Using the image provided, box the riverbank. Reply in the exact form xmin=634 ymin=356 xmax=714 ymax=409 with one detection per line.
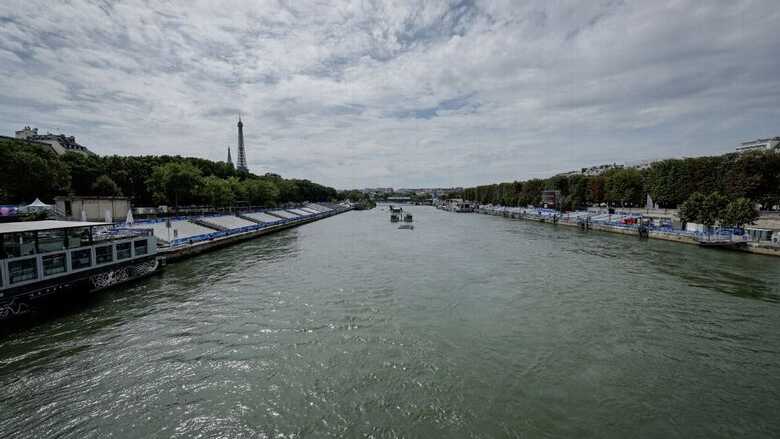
xmin=469 ymin=205 xmax=780 ymax=257
xmin=160 ymin=205 xmax=351 ymax=262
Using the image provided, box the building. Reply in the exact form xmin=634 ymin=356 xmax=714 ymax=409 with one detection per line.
xmin=15 ymin=126 xmax=94 ymax=156
xmin=54 ymin=196 xmax=130 ymax=222
xmin=236 ymin=116 xmax=248 ymax=172
xmin=736 ymin=137 xmax=780 ymax=153
xmin=227 ymin=146 xmax=234 ymax=168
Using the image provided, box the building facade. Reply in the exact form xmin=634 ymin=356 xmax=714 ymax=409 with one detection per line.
xmin=736 ymin=137 xmax=780 ymax=153
xmin=54 ymin=196 xmax=130 ymax=222
xmin=15 ymin=126 xmax=94 ymax=156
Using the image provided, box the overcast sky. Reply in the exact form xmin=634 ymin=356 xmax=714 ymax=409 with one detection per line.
xmin=1 ymin=1 xmax=778 ymax=189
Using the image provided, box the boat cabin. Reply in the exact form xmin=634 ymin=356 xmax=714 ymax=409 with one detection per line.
xmin=0 ymin=221 xmax=155 ymax=291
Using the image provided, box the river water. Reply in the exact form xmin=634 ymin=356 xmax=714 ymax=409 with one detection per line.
xmin=2 ymin=206 xmax=780 ymax=438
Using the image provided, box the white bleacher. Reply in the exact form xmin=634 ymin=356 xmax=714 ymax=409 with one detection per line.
xmin=288 ymin=209 xmax=311 ymax=216
xmin=200 ymin=215 xmax=257 ymax=230
xmin=300 ymin=207 xmax=319 ymax=214
xmin=306 ymin=203 xmax=331 ymax=212
xmin=243 ymin=212 xmax=285 ymax=224
xmin=268 ymin=210 xmax=299 ymax=219
xmin=129 ymin=220 xmax=216 ymax=243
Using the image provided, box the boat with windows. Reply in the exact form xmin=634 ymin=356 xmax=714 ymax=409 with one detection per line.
xmin=0 ymin=220 xmax=160 ymax=321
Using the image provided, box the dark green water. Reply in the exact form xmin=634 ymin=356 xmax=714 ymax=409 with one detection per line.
xmin=2 ymin=206 xmax=780 ymax=438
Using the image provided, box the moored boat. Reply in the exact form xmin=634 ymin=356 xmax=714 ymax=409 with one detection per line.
xmin=0 ymin=220 xmax=160 ymax=321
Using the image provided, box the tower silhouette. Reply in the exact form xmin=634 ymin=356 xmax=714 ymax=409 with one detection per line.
xmin=236 ymin=114 xmax=248 ymax=172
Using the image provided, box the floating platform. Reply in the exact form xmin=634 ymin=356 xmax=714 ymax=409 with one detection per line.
xmin=697 ymin=240 xmax=748 ymax=249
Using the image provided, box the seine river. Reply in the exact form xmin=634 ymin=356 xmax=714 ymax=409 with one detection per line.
xmin=2 ymin=206 xmax=780 ymax=438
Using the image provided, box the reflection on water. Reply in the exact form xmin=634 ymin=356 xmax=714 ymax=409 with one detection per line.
xmin=1 ymin=207 xmax=780 ymax=438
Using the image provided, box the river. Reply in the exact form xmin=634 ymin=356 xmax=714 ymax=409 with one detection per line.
xmin=1 ymin=206 xmax=779 ymax=438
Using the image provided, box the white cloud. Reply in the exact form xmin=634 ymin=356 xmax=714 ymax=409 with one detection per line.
xmin=1 ymin=0 xmax=778 ymax=188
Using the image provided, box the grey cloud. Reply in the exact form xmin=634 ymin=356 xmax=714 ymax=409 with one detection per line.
xmin=0 ymin=0 xmax=778 ymax=188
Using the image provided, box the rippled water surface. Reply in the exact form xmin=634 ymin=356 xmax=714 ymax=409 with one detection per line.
xmin=2 ymin=207 xmax=780 ymax=438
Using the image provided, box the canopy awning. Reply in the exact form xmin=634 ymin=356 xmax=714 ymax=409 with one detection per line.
xmin=26 ymin=198 xmax=52 ymax=208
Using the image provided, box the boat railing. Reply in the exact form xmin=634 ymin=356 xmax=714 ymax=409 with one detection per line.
xmin=0 ymin=234 xmax=155 ymax=291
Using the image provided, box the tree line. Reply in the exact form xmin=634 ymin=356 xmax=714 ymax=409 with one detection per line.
xmin=0 ymin=138 xmax=338 ymax=207
xmin=460 ymin=151 xmax=780 ymax=211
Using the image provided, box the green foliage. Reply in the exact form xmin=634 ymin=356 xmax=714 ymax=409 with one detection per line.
xmin=0 ymin=137 xmax=337 ymax=208
xmin=678 ymin=192 xmax=706 ymax=225
xmin=461 ymin=150 xmax=780 ymax=211
xmin=146 ymin=162 xmax=203 ymax=207
xmin=244 ymin=179 xmax=280 ymax=206
xmin=679 ymin=191 xmax=752 ymax=230
xmin=0 ymin=138 xmax=69 ymax=204
xmin=604 ymin=168 xmax=643 ymax=207
xmin=91 ymin=175 xmax=122 ymax=196
xmin=700 ymin=192 xmax=728 ymax=228
xmin=201 ymin=175 xmax=235 ymax=207
xmin=721 ymin=198 xmax=759 ymax=228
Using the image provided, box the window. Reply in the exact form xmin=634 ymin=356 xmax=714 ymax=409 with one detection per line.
xmin=3 ymin=232 xmax=36 ymax=258
xmin=95 ymin=245 xmax=113 ymax=264
xmin=134 ymin=239 xmax=148 ymax=256
xmin=116 ymin=242 xmax=131 ymax=260
xmin=67 ymin=227 xmax=90 ymax=249
xmin=43 ymin=253 xmax=67 ymax=276
xmin=8 ymin=257 xmax=37 ymax=284
xmin=38 ymin=229 xmax=66 ymax=253
xmin=71 ymin=248 xmax=92 ymax=270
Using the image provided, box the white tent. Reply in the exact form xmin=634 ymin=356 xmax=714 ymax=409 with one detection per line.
xmin=27 ymin=198 xmax=51 ymax=208
xmin=125 ymin=209 xmax=134 ymax=225
xmin=19 ymin=198 xmax=53 ymax=213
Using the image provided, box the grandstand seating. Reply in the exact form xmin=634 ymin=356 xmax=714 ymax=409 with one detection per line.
xmin=199 ymin=215 xmax=257 ymax=230
xmin=243 ymin=212 xmax=285 ymax=224
xmin=129 ymin=220 xmax=217 ymax=244
xmin=306 ymin=203 xmax=331 ymax=212
xmin=268 ymin=210 xmax=299 ymax=219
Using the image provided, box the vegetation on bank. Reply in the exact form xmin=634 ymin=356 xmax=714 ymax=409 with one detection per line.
xmin=338 ymin=190 xmax=377 ymax=210
xmin=679 ymin=193 xmax=759 ymax=229
xmin=0 ymin=138 xmax=337 ymax=207
xmin=459 ymin=151 xmax=780 ymax=211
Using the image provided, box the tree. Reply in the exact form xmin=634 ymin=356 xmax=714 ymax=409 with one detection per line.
xmin=146 ymin=162 xmax=203 ymax=207
xmin=700 ymin=192 xmax=728 ymax=229
xmin=0 ymin=139 xmax=69 ymax=203
xmin=589 ymin=176 xmax=606 ymax=205
xmin=679 ymin=192 xmax=730 ymax=232
xmin=678 ymin=192 xmax=706 ymax=226
xmin=244 ymin=179 xmax=280 ymax=206
xmin=91 ymin=175 xmax=122 ymax=196
xmin=201 ymin=176 xmax=235 ymax=207
xmin=604 ymin=168 xmax=643 ymax=207
xmin=721 ymin=198 xmax=759 ymax=228
xmin=226 ymin=176 xmax=247 ymax=202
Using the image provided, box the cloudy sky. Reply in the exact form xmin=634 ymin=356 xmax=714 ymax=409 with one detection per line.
xmin=0 ymin=1 xmax=778 ymax=188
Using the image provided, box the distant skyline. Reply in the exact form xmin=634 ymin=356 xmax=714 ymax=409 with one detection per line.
xmin=1 ymin=1 xmax=778 ymax=189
